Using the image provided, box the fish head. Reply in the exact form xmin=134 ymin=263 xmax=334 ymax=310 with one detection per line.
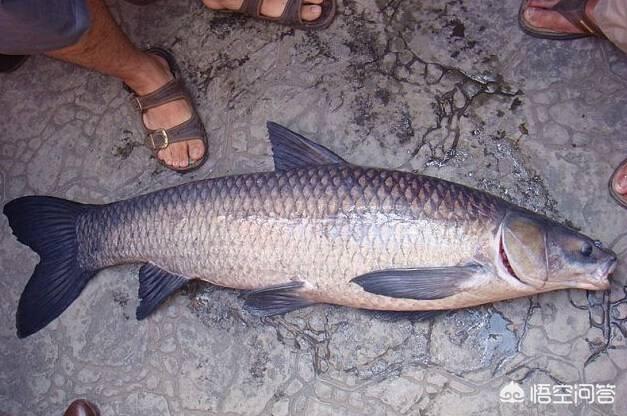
xmin=499 ymin=211 xmax=617 ymax=291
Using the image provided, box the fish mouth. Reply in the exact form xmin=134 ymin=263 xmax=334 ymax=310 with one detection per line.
xmin=572 ymin=279 xmax=610 ymax=291
xmin=566 ymin=258 xmax=615 ymax=291
xmin=604 ymin=257 xmax=618 ymax=276
xmin=583 ymin=256 xmax=617 ymax=290
xmin=595 ymin=257 xmax=617 ymax=288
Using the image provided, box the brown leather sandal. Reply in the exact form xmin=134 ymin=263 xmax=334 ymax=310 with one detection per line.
xmin=232 ymin=0 xmax=336 ymax=30
xmin=519 ymin=0 xmax=607 ymax=40
xmin=127 ymin=47 xmax=208 ymax=173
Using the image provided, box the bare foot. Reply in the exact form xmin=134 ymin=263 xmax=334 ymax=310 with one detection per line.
xmin=523 ymin=0 xmax=600 ymax=34
xmin=613 ymin=162 xmax=627 ymax=196
xmin=125 ymin=53 xmax=205 ymax=170
xmin=202 ymin=0 xmax=324 ymax=21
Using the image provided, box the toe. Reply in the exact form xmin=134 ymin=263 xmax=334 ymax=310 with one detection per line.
xmin=301 ymin=4 xmax=322 ymax=21
xmin=524 ymin=7 xmax=544 ymax=27
xmin=258 ymin=0 xmax=323 ymax=20
xmin=189 ymin=139 xmax=206 ymax=162
xmin=171 ymin=143 xmax=189 ymax=169
xmin=527 ymin=0 xmax=560 ymax=8
xmin=524 ymin=8 xmax=547 ymax=27
xmin=614 ymin=165 xmax=627 ymax=194
xmin=158 ymin=147 xmax=173 ymax=167
xmin=524 ymin=7 xmax=580 ymax=33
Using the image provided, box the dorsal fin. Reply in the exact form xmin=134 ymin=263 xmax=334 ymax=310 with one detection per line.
xmin=267 ymin=122 xmax=347 ymax=171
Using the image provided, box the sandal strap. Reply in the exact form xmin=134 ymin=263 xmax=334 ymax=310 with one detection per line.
xmin=282 ymin=0 xmax=306 ymax=25
xmin=132 ymin=79 xmax=188 ymax=112
xmin=238 ymin=0 xmax=262 ymax=17
xmin=144 ymin=112 xmax=205 ymax=151
xmin=552 ymin=0 xmax=607 ymax=38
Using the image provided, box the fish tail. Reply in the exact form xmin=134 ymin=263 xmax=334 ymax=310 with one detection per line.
xmin=3 ymin=196 xmax=95 ymax=338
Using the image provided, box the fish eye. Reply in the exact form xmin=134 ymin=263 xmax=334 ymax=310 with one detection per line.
xmin=593 ymin=240 xmax=603 ymax=248
xmin=581 ymin=242 xmax=593 ymax=257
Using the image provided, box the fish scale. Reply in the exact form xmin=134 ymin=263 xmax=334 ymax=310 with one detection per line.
xmin=76 ymin=165 xmax=502 ymax=302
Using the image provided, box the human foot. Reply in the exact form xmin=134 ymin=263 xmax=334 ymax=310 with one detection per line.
xmin=124 ymin=50 xmax=206 ymax=171
xmin=610 ymin=158 xmax=627 ymax=209
xmin=202 ymin=0 xmax=336 ymax=29
xmin=64 ymin=399 xmax=99 ymax=416
xmin=519 ymin=0 xmax=606 ymax=39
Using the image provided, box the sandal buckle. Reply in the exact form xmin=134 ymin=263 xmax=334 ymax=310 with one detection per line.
xmin=132 ymin=96 xmax=143 ymax=112
xmin=148 ymin=129 xmax=169 ymax=150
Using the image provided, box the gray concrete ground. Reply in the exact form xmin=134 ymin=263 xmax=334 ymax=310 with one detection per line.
xmin=1 ymin=0 xmax=626 ymax=415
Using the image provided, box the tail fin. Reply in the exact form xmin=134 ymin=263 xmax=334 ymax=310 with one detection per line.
xmin=3 ymin=196 xmax=95 ymax=338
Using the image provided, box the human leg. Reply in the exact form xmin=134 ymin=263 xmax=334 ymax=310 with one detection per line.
xmin=47 ymin=0 xmax=206 ymax=170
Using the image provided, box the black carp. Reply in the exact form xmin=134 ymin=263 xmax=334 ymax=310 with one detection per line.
xmin=4 ymin=122 xmax=617 ymax=338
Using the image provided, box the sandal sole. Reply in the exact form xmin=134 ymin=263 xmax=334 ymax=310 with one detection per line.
xmin=518 ymin=0 xmax=593 ymax=41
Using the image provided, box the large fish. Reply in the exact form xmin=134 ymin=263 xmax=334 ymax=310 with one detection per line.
xmin=4 ymin=123 xmax=618 ymax=338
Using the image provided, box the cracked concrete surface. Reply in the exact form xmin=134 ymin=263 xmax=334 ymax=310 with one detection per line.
xmin=1 ymin=0 xmax=626 ymax=415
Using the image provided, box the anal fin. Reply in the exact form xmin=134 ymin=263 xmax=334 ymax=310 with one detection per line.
xmin=243 ymin=281 xmax=315 ymax=316
xmin=351 ymin=264 xmax=482 ymax=301
xmin=137 ymin=263 xmax=190 ymax=320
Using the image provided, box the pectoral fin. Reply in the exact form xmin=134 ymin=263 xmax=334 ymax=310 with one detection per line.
xmin=243 ymin=281 xmax=316 ymax=316
xmin=351 ymin=264 xmax=482 ymax=300
xmin=137 ymin=263 xmax=189 ymax=320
